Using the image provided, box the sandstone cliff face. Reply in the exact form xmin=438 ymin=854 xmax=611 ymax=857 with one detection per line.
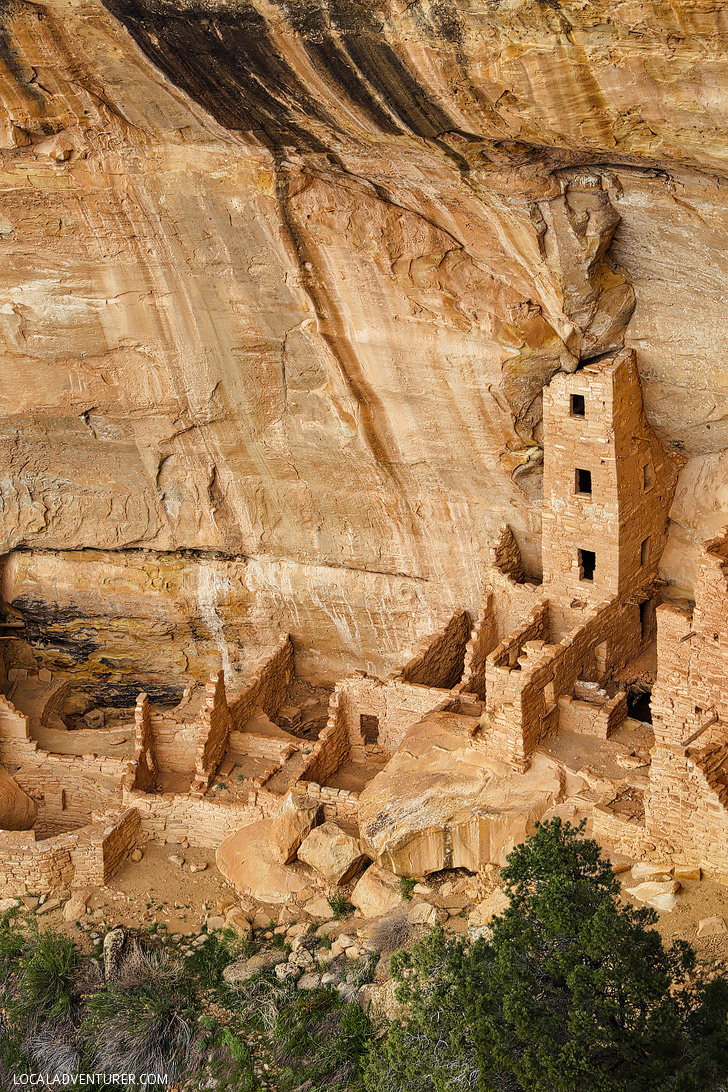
xmin=0 ymin=0 xmax=727 ymax=677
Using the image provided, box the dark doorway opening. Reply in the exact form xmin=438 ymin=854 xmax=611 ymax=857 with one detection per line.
xmin=628 ymin=689 xmax=653 ymax=724
xmin=360 ymin=714 xmax=380 ymax=744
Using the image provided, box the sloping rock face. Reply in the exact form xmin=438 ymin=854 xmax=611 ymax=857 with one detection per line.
xmin=358 ymin=711 xmax=564 ymax=875
xmin=0 ymin=1 xmax=727 ymax=673
xmin=0 ymin=764 xmax=37 ymax=831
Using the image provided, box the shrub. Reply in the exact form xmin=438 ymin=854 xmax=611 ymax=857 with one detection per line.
xmin=370 ymin=910 xmax=412 ymax=953
xmin=327 ymin=892 xmax=354 ymax=918
xmin=397 ymin=877 xmax=417 ymax=900
xmin=274 ymin=987 xmax=374 ymax=1092
xmin=366 ymin=819 xmax=728 ymax=1092
xmin=83 ymin=944 xmax=201 ymax=1083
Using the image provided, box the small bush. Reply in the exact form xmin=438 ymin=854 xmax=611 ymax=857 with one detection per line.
xmin=275 ymin=987 xmax=374 ymax=1092
xmin=83 ymin=945 xmax=201 ymax=1083
xmin=327 ymin=892 xmax=354 ymax=918
xmin=371 ymin=911 xmax=412 ymax=953
xmin=397 ymin=877 xmax=417 ymax=900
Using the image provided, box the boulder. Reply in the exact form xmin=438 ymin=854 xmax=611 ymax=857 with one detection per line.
xmin=298 ymin=822 xmax=366 ymax=885
xmin=102 ymin=928 xmax=127 ymax=983
xmin=406 ymin=901 xmax=439 ymax=926
xmin=216 ymin=819 xmax=313 ymax=904
xmin=358 ymin=980 xmax=399 ymax=1021
xmin=305 ymin=896 xmax=335 ymax=920
xmin=225 ymin=907 xmax=253 ymax=940
xmin=269 ymin=791 xmax=321 ymax=865
xmin=631 ymin=862 xmax=673 ymax=882
xmin=626 ymin=880 xmax=681 ymax=912
xmin=351 ymin=866 xmax=406 ymax=919
xmin=467 ymin=888 xmax=510 ymax=928
xmin=223 ymin=950 xmax=282 ymax=985
xmin=698 ymin=916 xmax=727 ymax=937
xmin=358 ymin=712 xmax=563 ymax=876
xmin=0 ymin=764 xmax=36 ymax=831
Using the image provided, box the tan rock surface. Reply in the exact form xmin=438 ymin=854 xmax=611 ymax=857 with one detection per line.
xmin=216 ymin=819 xmax=312 ymax=905
xmin=297 ymin=822 xmax=366 ymax=886
xmin=351 ymin=866 xmax=407 ymax=919
xmin=0 ymin=0 xmax=726 ymax=674
xmin=358 ymin=711 xmax=564 ymax=876
xmin=269 ymin=791 xmax=321 ymax=866
xmin=0 ymin=763 xmax=37 ymax=831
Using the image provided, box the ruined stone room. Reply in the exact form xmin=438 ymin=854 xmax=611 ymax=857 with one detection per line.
xmin=2 ymin=2 xmax=728 ymax=1090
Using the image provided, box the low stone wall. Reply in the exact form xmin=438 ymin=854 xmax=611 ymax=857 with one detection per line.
xmin=293 ymin=780 xmax=360 ymax=824
xmin=123 ymin=786 xmax=280 ymax=848
xmin=588 ymin=806 xmax=658 ymax=862
xmin=0 ymin=807 xmax=142 ymax=896
xmin=228 ymin=635 xmax=294 ymax=731
xmin=398 ymin=610 xmax=471 ymax=691
xmin=558 ymin=689 xmax=627 ymax=740
xmin=12 ymin=749 xmax=126 ymax=835
xmin=296 ymin=688 xmax=349 ymax=784
xmin=228 ymin=730 xmax=298 ymax=763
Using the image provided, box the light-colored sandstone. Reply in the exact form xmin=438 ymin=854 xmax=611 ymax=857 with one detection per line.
xmin=297 ymin=823 xmax=366 ymax=886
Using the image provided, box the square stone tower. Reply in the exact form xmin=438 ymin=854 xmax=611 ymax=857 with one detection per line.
xmin=542 ymin=349 xmax=680 ymax=641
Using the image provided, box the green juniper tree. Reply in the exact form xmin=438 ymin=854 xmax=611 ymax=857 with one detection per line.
xmin=365 ymin=819 xmax=728 ymax=1092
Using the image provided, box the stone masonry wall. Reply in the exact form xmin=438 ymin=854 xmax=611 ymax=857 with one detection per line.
xmin=0 ymin=807 xmax=142 ymax=895
xmin=296 ymin=687 xmax=349 ymax=784
xmin=228 ymin=634 xmax=294 ymax=731
xmin=398 ymin=610 xmax=471 ymax=690
xmin=646 ymin=737 xmax=728 ymax=881
xmin=126 ymin=692 xmax=157 ymax=793
xmin=558 ymin=689 xmax=627 ymax=740
xmin=542 ymin=350 xmax=681 ymax=640
xmin=191 ymin=672 xmax=233 ymax=793
xmin=339 ymin=674 xmax=452 ymax=761
xmin=484 ymin=598 xmax=641 ymax=769
xmin=458 ymin=590 xmax=497 ymax=700
xmin=124 ymin=786 xmax=272 ymax=848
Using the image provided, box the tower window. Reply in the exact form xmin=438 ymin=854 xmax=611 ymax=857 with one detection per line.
xmin=643 ymin=463 xmax=653 ymax=490
xmin=640 ymin=536 xmax=651 ymax=567
xmin=570 ymin=393 xmax=585 ymax=417
xmin=578 ymin=549 xmax=596 ymax=581
xmin=575 ymin=468 xmax=592 ymax=495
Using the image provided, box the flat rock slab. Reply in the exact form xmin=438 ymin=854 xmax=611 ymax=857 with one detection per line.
xmin=216 ymin=819 xmax=313 ymax=904
xmin=698 ymin=916 xmax=727 ymax=937
xmin=626 ymin=880 xmax=681 ymax=912
xmin=358 ymin=711 xmax=563 ymax=876
xmin=298 ymin=821 xmax=366 ymax=885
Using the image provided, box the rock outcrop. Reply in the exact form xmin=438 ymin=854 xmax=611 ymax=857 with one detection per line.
xmin=0 ymin=1 xmax=727 ymax=679
xmin=358 ymin=711 xmax=564 ymax=875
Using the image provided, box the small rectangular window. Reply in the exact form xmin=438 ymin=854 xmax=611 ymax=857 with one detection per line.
xmin=641 ymin=537 xmax=651 ymax=567
xmin=570 ymin=393 xmax=585 ymax=417
xmin=575 ymin=468 xmax=592 ymax=495
xmin=643 ymin=463 xmax=653 ymax=490
xmin=578 ymin=549 xmax=596 ymax=581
